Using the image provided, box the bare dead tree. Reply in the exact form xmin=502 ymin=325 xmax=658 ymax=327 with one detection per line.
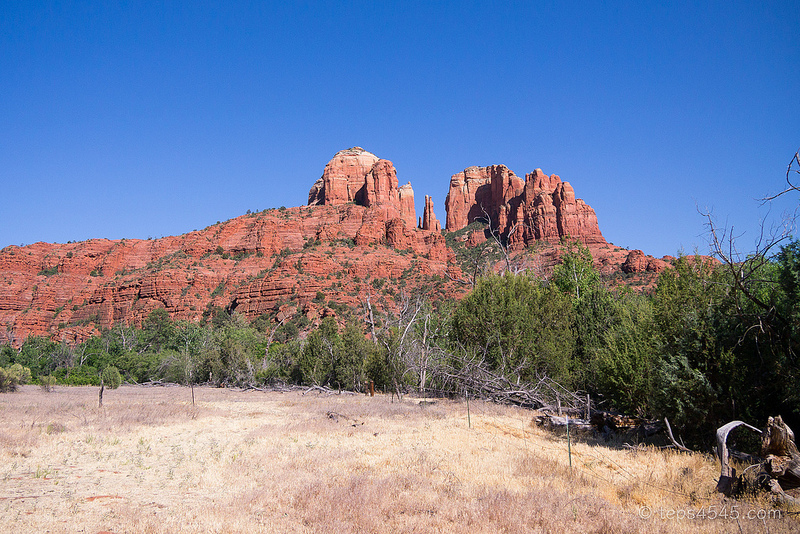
xmin=429 ymin=343 xmax=587 ymax=411
xmin=701 ymin=148 xmax=799 ymax=318
xmin=446 ymin=204 xmax=530 ymax=288
xmin=477 ymin=204 xmax=532 ymax=276
xmin=377 ymin=290 xmax=426 ymax=400
xmin=265 ymin=315 xmax=287 ymax=351
xmin=762 ymin=147 xmax=800 ymax=202
xmin=402 ymin=300 xmax=451 ymax=394
xmin=444 ymin=245 xmax=494 ymax=288
xmin=361 ymin=288 xmax=379 ymax=345
xmin=701 ymin=208 xmax=791 ymax=327
xmin=715 ymin=419 xmax=763 ymax=495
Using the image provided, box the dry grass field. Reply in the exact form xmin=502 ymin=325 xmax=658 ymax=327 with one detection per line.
xmin=1 ymin=385 xmax=797 ymax=533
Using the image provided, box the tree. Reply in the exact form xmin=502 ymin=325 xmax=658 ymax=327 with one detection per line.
xmin=450 ymin=272 xmax=576 ymax=385
xmin=590 ymin=290 xmax=659 ymax=415
xmin=552 ymin=239 xmax=600 ymax=301
xmin=651 ymin=255 xmax=730 ymax=443
xmin=98 ymin=366 xmax=122 ymax=407
xmin=695 ymin=145 xmax=800 ymax=438
xmin=141 ymin=308 xmax=176 ymax=353
xmin=297 ymin=316 xmax=340 ymax=386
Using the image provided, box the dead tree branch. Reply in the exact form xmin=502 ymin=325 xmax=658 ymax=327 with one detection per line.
xmin=664 ymin=417 xmax=692 ymax=453
xmin=761 ymin=147 xmax=800 ymax=202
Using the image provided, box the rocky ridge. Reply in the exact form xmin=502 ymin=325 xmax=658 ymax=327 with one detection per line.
xmin=0 ymin=148 xmax=669 ymax=346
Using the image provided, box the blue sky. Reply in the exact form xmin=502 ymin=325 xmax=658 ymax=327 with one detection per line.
xmin=1 ymin=1 xmax=798 ymax=258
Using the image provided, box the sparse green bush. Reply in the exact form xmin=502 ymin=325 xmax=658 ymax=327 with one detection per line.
xmin=101 ymin=366 xmax=122 ymax=389
xmin=98 ymin=365 xmax=122 ymax=407
xmin=0 ymin=363 xmax=32 ymax=392
xmin=39 ymin=375 xmax=57 ymax=392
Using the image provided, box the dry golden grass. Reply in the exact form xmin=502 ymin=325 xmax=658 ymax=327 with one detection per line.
xmin=1 ymin=385 xmax=796 ymax=533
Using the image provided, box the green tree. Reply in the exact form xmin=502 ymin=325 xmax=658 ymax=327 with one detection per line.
xmin=650 ymin=255 xmax=750 ymax=445
xmin=450 ymin=273 xmax=576 ymax=385
xmin=591 ymin=290 xmax=659 ymax=415
xmin=98 ymin=365 xmax=122 ymax=407
xmin=552 ymin=240 xmax=600 ymax=301
xmin=15 ymin=336 xmax=57 ymax=378
xmin=142 ymin=308 xmax=176 ymax=353
xmin=297 ymin=317 xmax=340 ymax=386
xmin=200 ymin=312 xmax=266 ymax=386
xmin=337 ymin=322 xmax=372 ymax=391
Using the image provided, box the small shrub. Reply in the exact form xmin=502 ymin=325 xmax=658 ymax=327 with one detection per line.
xmin=39 ymin=375 xmax=57 ymax=392
xmin=99 ymin=366 xmax=122 ymax=407
xmin=211 ymin=282 xmax=226 ymax=298
xmin=0 ymin=363 xmax=32 ymax=392
xmin=45 ymin=422 xmax=66 ymax=434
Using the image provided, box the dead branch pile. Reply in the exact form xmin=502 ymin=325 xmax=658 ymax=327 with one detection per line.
xmin=432 ymin=359 xmax=586 ymax=412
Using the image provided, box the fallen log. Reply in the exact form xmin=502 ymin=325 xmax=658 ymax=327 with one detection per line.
xmin=664 ymin=417 xmax=692 ymax=452
xmin=533 ymin=413 xmax=592 ymax=432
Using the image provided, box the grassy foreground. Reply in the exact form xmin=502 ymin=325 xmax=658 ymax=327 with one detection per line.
xmin=0 ymin=385 xmax=796 ymax=533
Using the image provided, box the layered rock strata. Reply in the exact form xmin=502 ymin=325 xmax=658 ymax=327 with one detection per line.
xmin=445 ymin=166 xmax=606 ymax=248
xmin=308 ymin=147 xmax=416 ymax=228
xmin=0 ymin=201 xmax=456 ymax=346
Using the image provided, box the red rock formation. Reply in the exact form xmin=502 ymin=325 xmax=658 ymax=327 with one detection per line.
xmin=308 ymin=147 xmax=379 ymax=205
xmin=420 ymin=195 xmax=441 ymax=232
xmin=621 ymin=249 xmax=668 ymax=274
xmin=444 ymin=166 xmax=493 ymax=230
xmin=621 ymin=250 xmax=649 ymax=273
xmin=363 ymin=159 xmax=399 ymax=207
xmin=398 ymin=183 xmax=416 ymax=230
xmin=0 ymin=198 xmax=458 ymax=346
xmin=0 ymin=148 xmax=662 ymax=346
xmin=308 ymin=148 xmax=418 ymax=235
xmin=445 ymin=165 xmax=606 ymax=248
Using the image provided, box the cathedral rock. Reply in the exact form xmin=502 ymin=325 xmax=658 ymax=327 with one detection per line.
xmin=444 ymin=165 xmax=606 ymax=249
xmin=308 ymin=147 xmax=418 ymax=230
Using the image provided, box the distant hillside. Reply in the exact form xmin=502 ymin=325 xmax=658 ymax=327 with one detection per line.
xmin=0 ymin=148 xmax=668 ymax=346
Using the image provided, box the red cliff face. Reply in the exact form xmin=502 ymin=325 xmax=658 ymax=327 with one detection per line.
xmin=308 ymin=147 xmax=380 ymax=205
xmin=445 ymin=166 xmax=606 ymax=248
xmin=0 ymin=147 xmax=660 ymax=346
xmin=0 ymin=202 xmax=459 ymax=346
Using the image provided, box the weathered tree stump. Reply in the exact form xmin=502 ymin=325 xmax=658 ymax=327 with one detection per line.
xmin=716 ymin=415 xmax=800 ymax=507
xmin=761 ymin=416 xmax=800 ymax=497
